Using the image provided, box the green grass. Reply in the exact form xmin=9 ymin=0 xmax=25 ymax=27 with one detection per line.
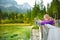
xmin=0 ymin=26 xmax=31 ymax=40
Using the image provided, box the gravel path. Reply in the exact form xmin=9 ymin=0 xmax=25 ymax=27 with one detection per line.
xmin=31 ymin=29 xmax=41 ymax=40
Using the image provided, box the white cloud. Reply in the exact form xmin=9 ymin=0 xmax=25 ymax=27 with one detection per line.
xmin=43 ymin=0 xmax=52 ymax=7
xmin=15 ymin=0 xmax=52 ymax=7
xmin=15 ymin=0 xmax=35 ymax=7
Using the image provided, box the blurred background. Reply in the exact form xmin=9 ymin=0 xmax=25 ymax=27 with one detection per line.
xmin=0 ymin=0 xmax=60 ymax=40
xmin=0 ymin=0 xmax=60 ymax=24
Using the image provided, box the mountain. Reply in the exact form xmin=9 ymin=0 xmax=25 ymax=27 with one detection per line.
xmin=0 ymin=0 xmax=32 ymax=13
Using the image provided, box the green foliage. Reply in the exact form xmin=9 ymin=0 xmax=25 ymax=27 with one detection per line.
xmin=32 ymin=3 xmax=40 ymax=19
xmin=31 ymin=1 xmax=46 ymax=20
xmin=19 ymin=14 xmax=24 ymax=20
xmin=0 ymin=9 xmax=2 ymax=24
xmin=47 ymin=0 xmax=60 ymax=19
xmin=2 ymin=19 xmax=24 ymax=24
xmin=32 ymin=26 xmax=39 ymax=29
xmin=26 ymin=10 xmax=32 ymax=23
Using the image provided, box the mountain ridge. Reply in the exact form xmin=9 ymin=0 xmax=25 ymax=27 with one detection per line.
xmin=0 ymin=0 xmax=32 ymax=13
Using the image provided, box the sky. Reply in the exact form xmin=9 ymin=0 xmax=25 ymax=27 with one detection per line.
xmin=15 ymin=0 xmax=52 ymax=7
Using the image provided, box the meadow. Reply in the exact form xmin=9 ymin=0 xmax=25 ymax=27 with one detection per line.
xmin=0 ymin=25 xmax=31 ymax=40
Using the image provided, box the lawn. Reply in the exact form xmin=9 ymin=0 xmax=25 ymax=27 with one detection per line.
xmin=0 ymin=25 xmax=31 ymax=40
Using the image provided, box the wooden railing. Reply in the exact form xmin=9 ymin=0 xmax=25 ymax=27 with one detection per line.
xmin=34 ymin=20 xmax=60 ymax=40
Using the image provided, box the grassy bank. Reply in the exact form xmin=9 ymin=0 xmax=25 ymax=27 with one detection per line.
xmin=0 ymin=25 xmax=31 ymax=40
xmin=0 ymin=23 xmax=31 ymax=27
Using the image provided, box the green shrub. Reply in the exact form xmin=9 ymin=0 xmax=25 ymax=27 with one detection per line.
xmin=32 ymin=26 xmax=39 ymax=29
xmin=2 ymin=19 xmax=24 ymax=24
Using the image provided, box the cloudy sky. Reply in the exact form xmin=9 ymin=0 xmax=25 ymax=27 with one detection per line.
xmin=15 ymin=0 xmax=52 ymax=7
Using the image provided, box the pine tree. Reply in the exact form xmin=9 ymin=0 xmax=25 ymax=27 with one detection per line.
xmin=0 ymin=9 xmax=2 ymax=24
xmin=32 ymin=1 xmax=40 ymax=19
xmin=47 ymin=0 xmax=60 ymax=19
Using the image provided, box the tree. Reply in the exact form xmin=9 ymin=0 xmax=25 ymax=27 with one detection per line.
xmin=32 ymin=1 xmax=40 ymax=19
xmin=47 ymin=0 xmax=60 ymax=19
xmin=10 ymin=12 xmax=15 ymax=20
xmin=19 ymin=14 xmax=24 ymax=23
xmin=43 ymin=6 xmax=46 ymax=14
xmin=15 ymin=13 xmax=18 ymax=19
xmin=56 ymin=0 xmax=60 ymax=19
xmin=2 ymin=12 xmax=8 ymax=19
xmin=0 ymin=9 xmax=2 ymax=24
xmin=26 ymin=10 xmax=32 ymax=22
